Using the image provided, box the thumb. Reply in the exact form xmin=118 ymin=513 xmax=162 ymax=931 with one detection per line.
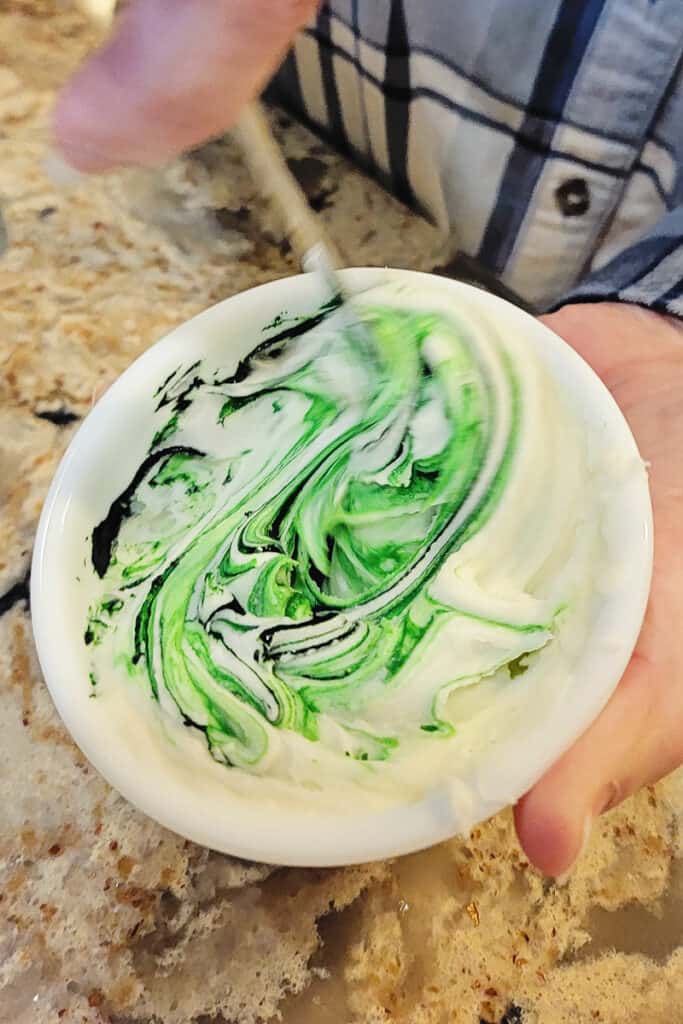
xmin=53 ymin=0 xmax=318 ymax=172
xmin=514 ymin=631 xmax=682 ymax=878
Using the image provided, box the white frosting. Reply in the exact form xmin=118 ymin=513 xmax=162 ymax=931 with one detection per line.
xmin=77 ymin=280 xmax=639 ymax=815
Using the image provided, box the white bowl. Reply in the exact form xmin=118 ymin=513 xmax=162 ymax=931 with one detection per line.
xmin=31 ymin=269 xmax=652 ymax=866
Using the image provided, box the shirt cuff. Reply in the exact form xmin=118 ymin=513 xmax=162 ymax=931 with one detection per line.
xmin=550 ymin=206 xmax=683 ymax=318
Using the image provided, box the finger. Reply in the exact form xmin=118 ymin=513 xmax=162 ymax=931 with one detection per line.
xmin=54 ymin=0 xmax=319 ymax=172
xmin=514 ymin=612 xmax=683 ymax=878
xmin=541 ymin=303 xmax=683 ymax=386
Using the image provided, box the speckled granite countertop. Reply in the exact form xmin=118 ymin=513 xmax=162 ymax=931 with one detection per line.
xmin=1 ymin=5 xmax=682 ymax=1024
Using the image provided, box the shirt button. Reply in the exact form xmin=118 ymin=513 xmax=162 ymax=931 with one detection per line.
xmin=555 ymin=177 xmax=590 ymax=217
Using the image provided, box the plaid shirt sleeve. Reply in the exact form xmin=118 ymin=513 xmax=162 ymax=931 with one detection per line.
xmin=271 ymin=1 xmax=683 ymax=318
xmin=554 ymin=206 xmax=683 ymax=318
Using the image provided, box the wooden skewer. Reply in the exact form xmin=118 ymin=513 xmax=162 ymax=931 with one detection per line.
xmin=232 ymin=101 xmax=344 ymax=283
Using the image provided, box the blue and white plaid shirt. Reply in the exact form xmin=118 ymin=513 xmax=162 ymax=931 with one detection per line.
xmin=272 ymin=0 xmax=683 ymax=316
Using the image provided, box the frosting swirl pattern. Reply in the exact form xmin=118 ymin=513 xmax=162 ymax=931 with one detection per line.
xmin=85 ymin=286 xmax=597 ymax=796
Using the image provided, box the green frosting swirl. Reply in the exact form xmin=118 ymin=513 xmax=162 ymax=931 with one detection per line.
xmin=85 ymin=297 xmax=562 ymax=779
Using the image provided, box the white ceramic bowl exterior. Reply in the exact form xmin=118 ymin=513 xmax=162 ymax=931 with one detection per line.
xmin=31 ymin=269 xmax=652 ymax=865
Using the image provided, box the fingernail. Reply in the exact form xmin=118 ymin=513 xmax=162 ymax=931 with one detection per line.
xmin=594 ymin=780 xmax=621 ymax=817
xmin=553 ymin=783 xmax=622 ymax=885
xmin=44 ymin=149 xmax=85 ymax=188
xmin=554 ymin=815 xmax=592 ymax=886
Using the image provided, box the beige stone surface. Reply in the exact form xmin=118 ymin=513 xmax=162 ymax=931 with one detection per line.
xmin=1 ymin=4 xmax=681 ymax=1023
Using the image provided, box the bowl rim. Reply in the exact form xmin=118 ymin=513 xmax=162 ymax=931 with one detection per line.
xmin=31 ymin=267 xmax=653 ymax=866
